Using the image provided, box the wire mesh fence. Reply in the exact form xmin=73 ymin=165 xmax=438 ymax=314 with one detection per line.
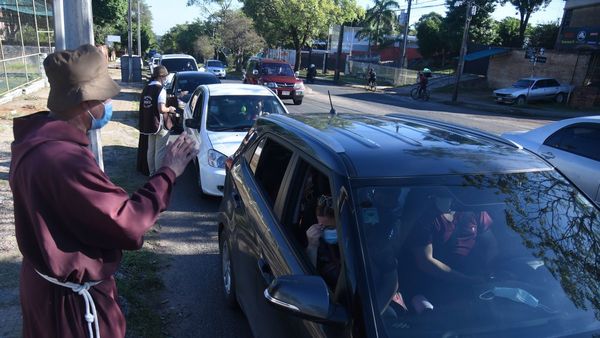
xmin=0 ymin=0 xmax=55 ymax=97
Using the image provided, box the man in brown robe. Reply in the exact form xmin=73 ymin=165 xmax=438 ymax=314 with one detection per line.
xmin=9 ymin=44 xmax=198 ymax=338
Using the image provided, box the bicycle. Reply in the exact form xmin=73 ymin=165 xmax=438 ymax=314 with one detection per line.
xmin=367 ymin=78 xmax=377 ymax=92
xmin=410 ymin=85 xmax=429 ymax=101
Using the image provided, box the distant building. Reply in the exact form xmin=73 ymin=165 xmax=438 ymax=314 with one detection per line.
xmin=554 ymin=0 xmax=599 ymax=106
xmin=556 ymin=0 xmax=600 ymax=50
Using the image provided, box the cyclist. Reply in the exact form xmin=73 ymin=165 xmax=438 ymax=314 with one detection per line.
xmin=418 ymin=68 xmax=430 ymax=98
xmin=368 ymin=68 xmax=377 ymax=90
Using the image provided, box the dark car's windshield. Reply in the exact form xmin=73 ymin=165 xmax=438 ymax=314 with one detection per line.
xmin=207 ymin=60 xmax=224 ymax=68
xmin=513 ymin=79 xmax=534 ymax=88
xmin=261 ymin=63 xmax=294 ymax=76
xmin=206 ymin=95 xmax=286 ymax=131
xmin=161 ymin=58 xmax=198 ymax=72
xmin=355 ymin=171 xmax=600 ymax=337
xmin=175 ymin=76 xmax=220 ymax=103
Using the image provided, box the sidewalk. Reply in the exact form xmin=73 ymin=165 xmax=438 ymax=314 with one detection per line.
xmin=381 ymin=85 xmax=600 ymax=120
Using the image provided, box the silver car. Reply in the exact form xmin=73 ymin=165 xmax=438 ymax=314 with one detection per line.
xmin=502 ymin=116 xmax=600 ymax=205
xmin=493 ymin=77 xmax=573 ymax=105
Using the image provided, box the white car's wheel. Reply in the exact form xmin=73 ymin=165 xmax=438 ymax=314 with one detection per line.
xmin=516 ymin=96 xmax=526 ymax=106
xmin=555 ymin=93 xmax=566 ymax=104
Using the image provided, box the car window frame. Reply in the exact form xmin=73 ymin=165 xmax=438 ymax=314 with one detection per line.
xmin=192 ymin=87 xmax=205 ymax=121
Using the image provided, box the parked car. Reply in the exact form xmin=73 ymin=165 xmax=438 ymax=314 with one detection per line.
xmin=205 ymin=59 xmax=227 ymax=79
xmin=149 ymin=56 xmax=160 ymax=74
xmin=493 ymin=77 xmax=573 ymax=105
xmin=244 ymin=58 xmax=305 ymax=105
xmin=502 ymin=116 xmax=600 ymax=205
xmin=218 ymin=113 xmax=600 ymax=338
xmin=165 ymin=71 xmax=221 ymax=105
xmin=182 ymin=84 xmax=289 ymax=197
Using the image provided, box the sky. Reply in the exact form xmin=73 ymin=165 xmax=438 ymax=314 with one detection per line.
xmin=146 ymin=0 xmax=565 ymax=36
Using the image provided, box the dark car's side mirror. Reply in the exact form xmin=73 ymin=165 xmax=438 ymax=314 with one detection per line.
xmin=185 ymin=118 xmax=200 ymax=130
xmin=265 ymin=275 xmax=348 ymax=324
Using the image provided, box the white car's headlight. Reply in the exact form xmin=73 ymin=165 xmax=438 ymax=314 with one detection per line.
xmin=208 ymin=149 xmax=227 ymax=168
xmin=294 ymin=82 xmax=304 ymax=90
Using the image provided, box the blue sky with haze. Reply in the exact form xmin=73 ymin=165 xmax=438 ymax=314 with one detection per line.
xmin=146 ymin=0 xmax=564 ymax=36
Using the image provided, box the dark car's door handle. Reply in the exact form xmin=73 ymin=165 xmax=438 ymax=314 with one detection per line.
xmin=258 ymin=258 xmax=274 ymax=285
xmin=541 ymin=152 xmax=555 ymax=159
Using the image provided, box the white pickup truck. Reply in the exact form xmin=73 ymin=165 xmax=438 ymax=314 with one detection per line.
xmin=493 ymin=77 xmax=573 ymax=105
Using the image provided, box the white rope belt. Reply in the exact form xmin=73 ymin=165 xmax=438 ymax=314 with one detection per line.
xmin=35 ymin=270 xmax=103 ymax=338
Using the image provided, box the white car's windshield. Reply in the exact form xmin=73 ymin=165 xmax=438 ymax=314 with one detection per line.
xmin=207 ymin=60 xmax=224 ymax=68
xmin=513 ymin=79 xmax=534 ymax=88
xmin=355 ymin=171 xmax=600 ymax=337
xmin=161 ymin=59 xmax=198 ymax=72
xmin=206 ymin=95 xmax=286 ymax=131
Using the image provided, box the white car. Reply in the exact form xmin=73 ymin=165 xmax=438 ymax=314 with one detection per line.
xmin=205 ymin=59 xmax=227 ymax=79
xmin=183 ymin=84 xmax=289 ymax=197
xmin=502 ymin=116 xmax=600 ymax=205
xmin=493 ymin=77 xmax=573 ymax=105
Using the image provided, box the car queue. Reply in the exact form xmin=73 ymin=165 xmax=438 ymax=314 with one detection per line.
xmin=144 ymin=52 xmax=599 ymax=338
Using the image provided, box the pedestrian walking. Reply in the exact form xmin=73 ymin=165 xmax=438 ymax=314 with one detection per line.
xmin=9 ymin=44 xmax=198 ymax=338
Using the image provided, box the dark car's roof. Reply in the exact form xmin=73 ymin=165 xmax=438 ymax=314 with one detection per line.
xmin=259 ymin=113 xmax=553 ymax=178
xmin=175 ymin=71 xmax=219 ymax=80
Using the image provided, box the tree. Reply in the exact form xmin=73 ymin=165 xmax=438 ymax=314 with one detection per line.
xmin=159 ymin=21 xmax=210 ymax=59
xmin=497 ymin=17 xmax=522 ymax=47
xmin=416 ymin=12 xmax=447 ymax=60
xmin=442 ymin=0 xmax=498 ymax=55
xmin=217 ymin=11 xmax=265 ymax=70
xmin=528 ymin=21 xmax=559 ymax=49
xmin=502 ymin=0 xmax=553 ymax=47
xmin=242 ymin=0 xmax=340 ymax=71
xmin=92 ymin=0 xmax=127 ymax=44
xmin=360 ymin=0 xmax=400 ymax=56
xmin=194 ymin=35 xmax=215 ymax=62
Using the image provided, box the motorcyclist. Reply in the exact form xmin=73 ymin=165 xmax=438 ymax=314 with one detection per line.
xmin=307 ymin=64 xmax=317 ymax=83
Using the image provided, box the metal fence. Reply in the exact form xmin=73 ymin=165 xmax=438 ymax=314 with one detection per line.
xmin=0 ymin=0 xmax=55 ymax=97
xmin=347 ymin=61 xmax=421 ymax=86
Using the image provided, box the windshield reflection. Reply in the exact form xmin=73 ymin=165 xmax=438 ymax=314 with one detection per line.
xmin=355 ymin=171 xmax=600 ymax=337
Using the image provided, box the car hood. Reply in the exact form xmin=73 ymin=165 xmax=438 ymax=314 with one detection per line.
xmin=206 ymin=131 xmax=246 ymax=156
xmin=260 ymin=75 xmax=299 ymax=83
xmin=494 ymin=87 xmax=526 ymax=95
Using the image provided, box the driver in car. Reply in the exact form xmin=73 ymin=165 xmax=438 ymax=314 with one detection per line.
xmin=401 ymin=188 xmax=498 ymax=313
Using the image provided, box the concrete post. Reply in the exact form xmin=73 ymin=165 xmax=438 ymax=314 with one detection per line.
xmin=52 ymin=0 xmax=104 ymax=171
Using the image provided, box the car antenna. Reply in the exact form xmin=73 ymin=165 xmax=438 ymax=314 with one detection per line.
xmin=328 ymin=90 xmax=337 ymax=116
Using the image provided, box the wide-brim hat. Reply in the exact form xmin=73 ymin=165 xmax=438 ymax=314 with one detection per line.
xmin=44 ymin=44 xmax=120 ymax=117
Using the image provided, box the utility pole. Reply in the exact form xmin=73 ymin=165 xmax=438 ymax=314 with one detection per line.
xmin=334 ymin=24 xmax=345 ymax=83
xmin=137 ymin=0 xmax=142 ymax=56
xmin=52 ymin=0 xmax=104 ymax=170
xmin=451 ymin=1 xmax=474 ymax=103
xmin=400 ymin=0 xmax=412 ymax=68
xmin=127 ymin=0 xmax=133 ymax=82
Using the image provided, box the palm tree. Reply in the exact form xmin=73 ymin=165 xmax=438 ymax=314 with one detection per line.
xmin=360 ymin=0 xmax=400 ymax=57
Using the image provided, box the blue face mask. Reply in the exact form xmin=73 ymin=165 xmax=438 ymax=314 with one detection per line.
xmin=322 ymin=229 xmax=338 ymax=244
xmin=88 ymin=101 xmax=113 ymax=130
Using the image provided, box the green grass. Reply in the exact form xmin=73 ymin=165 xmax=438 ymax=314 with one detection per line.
xmin=116 ymin=234 xmax=166 ymax=338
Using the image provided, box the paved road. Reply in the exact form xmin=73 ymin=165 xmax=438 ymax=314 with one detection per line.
xmin=158 ymin=78 xmax=555 ymax=337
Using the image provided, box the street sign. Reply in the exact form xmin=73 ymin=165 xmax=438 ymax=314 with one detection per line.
xmin=536 ymin=56 xmax=547 ymax=63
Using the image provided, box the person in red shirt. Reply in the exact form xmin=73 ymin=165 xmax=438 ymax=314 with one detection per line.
xmin=10 ymin=44 xmax=198 ymax=338
xmin=401 ymin=188 xmax=498 ymax=313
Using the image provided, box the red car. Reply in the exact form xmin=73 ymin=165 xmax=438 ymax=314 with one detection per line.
xmin=244 ymin=58 xmax=305 ymax=105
